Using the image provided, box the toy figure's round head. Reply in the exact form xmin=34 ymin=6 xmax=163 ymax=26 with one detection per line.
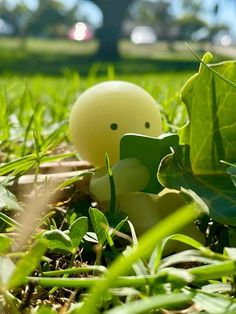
xmin=69 ymin=81 xmax=162 ymax=167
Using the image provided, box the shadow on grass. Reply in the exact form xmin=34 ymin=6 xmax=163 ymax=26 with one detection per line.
xmin=0 ymin=50 xmax=200 ymax=77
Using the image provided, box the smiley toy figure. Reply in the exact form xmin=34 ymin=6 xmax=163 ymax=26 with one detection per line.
xmin=69 ymin=81 xmax=167 ymax=204
xmin=69 ymin=81 xmax=162 ymax=167
xmin=69 ymin=81 xmax=204 ymax=250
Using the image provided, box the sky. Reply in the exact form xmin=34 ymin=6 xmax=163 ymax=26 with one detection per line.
xmin=5 ymin=0 xmax=236 ymax=35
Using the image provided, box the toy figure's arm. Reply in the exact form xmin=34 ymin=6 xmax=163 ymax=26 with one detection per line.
xmin=89 ymin=158 xmax=150 ymax=203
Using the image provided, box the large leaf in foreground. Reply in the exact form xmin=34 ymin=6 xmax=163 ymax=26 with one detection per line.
xmin=161 ymin=53 xmax=236 ymax=225
xmin=179 ymin=52 xmax=236 ymax=174
xmin=158 ymin=145 xmax=236 ymax=225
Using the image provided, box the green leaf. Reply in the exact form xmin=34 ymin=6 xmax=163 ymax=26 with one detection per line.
xmin=189 ymin=260 xmax=236 ymax=281
xmin=104 ymin=293 xmax=192 ymax=314
xmin=180 ymin=53 xmax=236 ymax=174
xmin=158 ymin=145 xmax=236 ymax=225
xmin=227 ymin=165 xmax=236 ymax=188
xmin=167 ymin=53 xmax=236 ymax=224
xmin=191 ymin=290 xmax=236 ymax=314
xmin=202 ymin=283 xmax=233 ymax=294
xmin=0 ymin=234 xmax=12 ymax=254
xmin=89 ymin=207 xmax=109 ymax=246
xmin=162 ymin=233 xmax=210 ymax=255
xmin=160 ymin=251 xmax=220 ymax=270
xmin=120 ymin=133 xmax=179 ymax=193
xmin=83 ymin=232 xmax=98 ymax=244
xmin=42 ymin=229 xmax=74 ymax=253
xmin=0 ymin=256 xmax=15 ymax=285
xmin=0 ymin=185 xmax=22 ymax=211
xmin=7 ymin=239 xmax=47 ymax=289
xmin=69 ymin=216 xmax=88 ymax=248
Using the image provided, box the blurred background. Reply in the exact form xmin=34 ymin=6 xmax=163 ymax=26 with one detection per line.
xmin=0 ymin=0 xmax=235 ymax=75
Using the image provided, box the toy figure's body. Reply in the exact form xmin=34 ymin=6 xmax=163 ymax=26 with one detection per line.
xmin=89 ymin=158 xmax=204 ymax=249
xmin=69 ymin=81 xmax=204 ymax=252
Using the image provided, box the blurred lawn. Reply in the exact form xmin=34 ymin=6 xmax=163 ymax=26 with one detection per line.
xmin=0 ymin=37 xmax=233 ymax=77
xmin=0 ymin=37 xmax=216 ymax=76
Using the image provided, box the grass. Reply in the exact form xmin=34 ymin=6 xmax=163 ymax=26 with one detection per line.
xmin=0 ymin=38 xmax=235 ymax=313
xmin=0 ymin=68 xmax=191 ymax=161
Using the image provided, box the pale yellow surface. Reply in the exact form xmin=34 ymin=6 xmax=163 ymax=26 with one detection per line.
xmin=69 ymin=81 xmax=162 ymax=167
xmin=118 ymin=190 xmax=205 ymax=252
xmin=90 ymin=158 xmax=150 ymax=202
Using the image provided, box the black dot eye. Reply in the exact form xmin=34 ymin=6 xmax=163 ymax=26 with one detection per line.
xmin=110 ymin=123 xmax=118 ymax=130
xmin=145 ymin=122 xmax=150 ymax=129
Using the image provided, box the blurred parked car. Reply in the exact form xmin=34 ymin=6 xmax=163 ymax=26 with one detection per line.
xmin=130 ymin=26 xmax=157 ymax=44
xmin=191 ymin=27 xmax=209 ymax=42
xmin=0 ymin=18 xmax=15 ymax=36
xmin=68 ymin=22 xmax=93 ymax=41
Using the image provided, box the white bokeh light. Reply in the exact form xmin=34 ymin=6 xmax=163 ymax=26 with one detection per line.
xmin=220 ymin=34 xmax=232 ymax=47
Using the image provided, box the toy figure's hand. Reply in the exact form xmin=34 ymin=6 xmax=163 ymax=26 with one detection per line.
xmin=89 ymin=158 xmax=150 ymax=202
xmin=118 ymin=189 xmax=205 ymax=254
xmin=118 ymin=192 xmax=161 ymax=235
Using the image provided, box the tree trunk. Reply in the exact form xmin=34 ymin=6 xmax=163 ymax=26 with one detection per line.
xmin=93 ymin=0 xmax=134 ymax=60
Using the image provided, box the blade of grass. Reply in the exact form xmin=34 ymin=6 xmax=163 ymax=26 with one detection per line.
xmin=189 ymin=260 xmax=236 ymax=281
xmin=0 ymin=87 xmax=9 ymax=143
xmin=0 ymin=212 xmax=21 ymax=228
xmin=29 ymin=272 xmax=190 ymax=289
xmin=161 ymin=234 xmax=228 ymax=261
xmin=0 ymin=152 xmax=75 ymax=177
xmin=7 ymin=239 xmax=47 ymax=289
xmin=185 ymin=43 xmax=236 ymax=89
xmin=42 ymin=265 xmax=107 ymax=277
xmin=31 ymin=260 xmax=236 ymax=289
xmin=105 ymin=153 xmax=116 ymax=213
